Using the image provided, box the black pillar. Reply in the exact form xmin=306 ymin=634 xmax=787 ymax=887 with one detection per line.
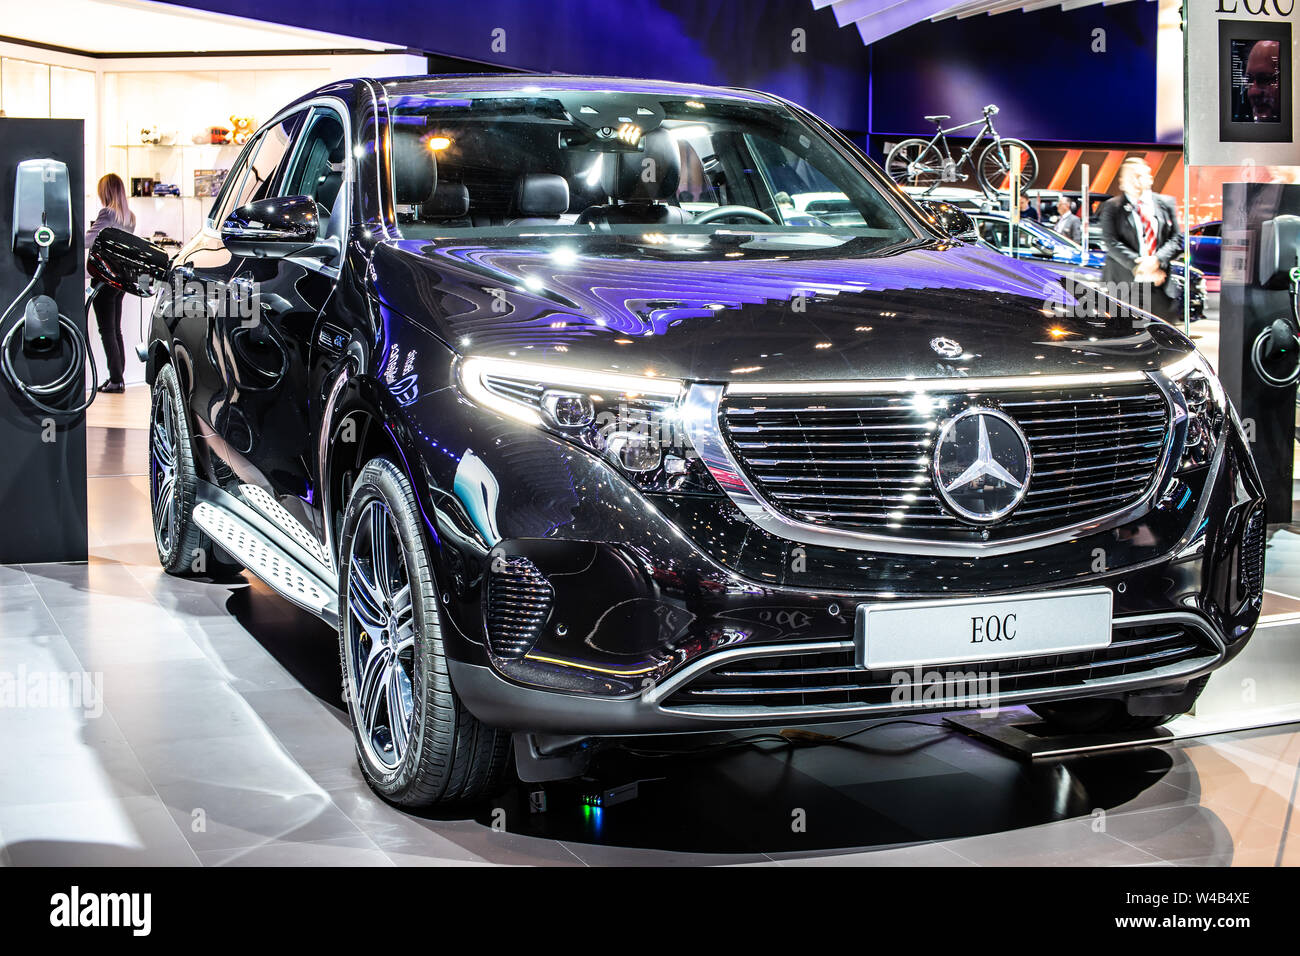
xmin=1219 ymin=181 xmax=1300 ymax=525
xmin=0 ymin=118 xmax=87 ymax=563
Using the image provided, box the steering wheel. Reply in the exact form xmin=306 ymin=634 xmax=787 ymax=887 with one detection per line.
xmin=691 ymin=205 xmax=775 ymax=226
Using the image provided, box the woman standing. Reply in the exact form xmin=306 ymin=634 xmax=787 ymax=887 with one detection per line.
xmin=86 ymin=173 xmax=136 ymax=393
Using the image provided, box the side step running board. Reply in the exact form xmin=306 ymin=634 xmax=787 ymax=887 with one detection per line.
xmin=192 ymin=483 xmax=339 ymax=627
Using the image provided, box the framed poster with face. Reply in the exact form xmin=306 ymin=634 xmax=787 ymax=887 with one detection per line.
xmin=1219 ymin=19 xmax=1292 ymax=144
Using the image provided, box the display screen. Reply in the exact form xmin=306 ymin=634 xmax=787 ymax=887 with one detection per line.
xmin=1219 ymin=21 xmax=1292 ymax=144
xmin=1229 ymin=37 xmax=1282 ymax=124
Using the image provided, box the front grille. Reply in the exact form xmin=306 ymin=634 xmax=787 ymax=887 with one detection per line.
xmin=485 ymin=556 xmax=552 ymax=660
xmin=664 ymin=623 xmax=1215 ymax=712
xmin=720 ymin=379 xmax=1170 ymax=541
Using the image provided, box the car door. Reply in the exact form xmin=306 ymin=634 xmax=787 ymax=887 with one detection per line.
xmin=220 ymin=104 xmax=349 ymax=550
xmin=174 ymin=112 xmax=304 ymax=482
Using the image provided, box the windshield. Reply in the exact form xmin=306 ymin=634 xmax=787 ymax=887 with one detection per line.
xmin=388 ymin=90 xmax=917 ymax=240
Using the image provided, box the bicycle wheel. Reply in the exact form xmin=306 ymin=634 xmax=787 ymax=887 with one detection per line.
xmin=977 ymin=138 xmax=1037 ymax=195
xmin=885 ymin=138 xmax=944 ymax=189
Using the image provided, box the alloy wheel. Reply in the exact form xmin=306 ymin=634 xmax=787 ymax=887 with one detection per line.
xmin=150 ymin=387 xmax=180 ymax=554
xmin=345 ymin=499 xmax=417 ymax=772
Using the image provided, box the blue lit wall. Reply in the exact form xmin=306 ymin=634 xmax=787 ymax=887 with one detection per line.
xmin=161 ymin=0 xmax=1159 ymax=144
xmin=868 ymin=2 xmax=1159 ymax=143
xmin=160 ymin=0 xmax=873 ymax=134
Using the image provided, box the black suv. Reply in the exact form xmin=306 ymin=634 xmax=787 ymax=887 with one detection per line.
xmin=90 ymin=76 xmax=1265 ymax=807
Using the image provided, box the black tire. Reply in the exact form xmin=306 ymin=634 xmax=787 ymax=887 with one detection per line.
xmin=149 ymin=363 xmax=226 ymax=576
xmin=976 ymin=138 xmax=1038 ymax=195
xmin=1029 ymin=676 xmax=1210 ymax=734
xmin=338 ymin=457 xmax=512 ymax=807
xmin=885 ymin=137 xmax=944 ymax=189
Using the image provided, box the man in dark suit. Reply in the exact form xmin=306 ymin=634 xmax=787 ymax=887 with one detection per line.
xmin=1099 ymin=157 xmax=1184 ymax=322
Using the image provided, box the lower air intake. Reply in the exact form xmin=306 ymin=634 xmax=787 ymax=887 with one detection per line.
xmin=1240 ymin=508 xmax=1266 ymax=602
xmin=486 ymin=556 xmax=552 ymax=660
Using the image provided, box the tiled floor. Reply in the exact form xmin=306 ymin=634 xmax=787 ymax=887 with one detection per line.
xmin=0 ymin=389 xmax=1297 ymax=866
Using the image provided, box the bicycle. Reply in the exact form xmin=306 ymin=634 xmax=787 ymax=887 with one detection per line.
xmin=884 ymin=105 xmax=1037 ymax=198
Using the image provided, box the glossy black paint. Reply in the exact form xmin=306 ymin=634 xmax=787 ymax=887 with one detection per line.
xmin=87 ymin=227 xmax=170 ymax=295
xmin=918 ymin=199 xmax=977 ymax=240
xmin=220 ymin=195 xmax=324 ymax=259
xmin=96 ymin=75 xmax=1266 ymax=735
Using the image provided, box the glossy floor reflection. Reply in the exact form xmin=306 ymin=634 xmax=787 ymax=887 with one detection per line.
xmin=0 ymin=395 xmax=1296 ymax=866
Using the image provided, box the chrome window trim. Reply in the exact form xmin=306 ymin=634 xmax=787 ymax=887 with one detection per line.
xmin=204 ymin=95 xmax=355 ymax=238
xmin=649 ymin=610 xmax=1223 ymax=720
xmin=681 ymin=368 xmax=1188 ymax=557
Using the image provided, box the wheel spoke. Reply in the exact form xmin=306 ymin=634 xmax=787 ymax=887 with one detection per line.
xmin=348 ymin=565 xmax=388 ymax=641
xmin=369 ymin=501 xmax=393 ymax=598
xmin=390 ymin=584 xmax=415 ymax=653
xmin=161 ymin=401 xmax=175 ymax=458
xmin=154 ymin=476 xmax=175 ymax=546
xmin=152 ymin=422 xmax=174 ymax=469
xmin=386 ymin=662 xmax=412 ymax=760
xmin=357 ymin=643 xmax=391 ymax=743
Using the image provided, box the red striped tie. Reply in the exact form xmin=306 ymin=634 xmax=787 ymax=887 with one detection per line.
xmin=1136 ymin=202 xmax=1157 ymax=257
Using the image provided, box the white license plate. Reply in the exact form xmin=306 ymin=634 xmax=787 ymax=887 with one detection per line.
xmin=856 ymin=587 xmax=1113 ymax=670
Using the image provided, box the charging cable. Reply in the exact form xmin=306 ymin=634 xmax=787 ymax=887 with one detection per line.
xmin=1 ymin=236 xmax=99 ymax=416
xmin=1251 ymin=265 xmax=1300 ymax=388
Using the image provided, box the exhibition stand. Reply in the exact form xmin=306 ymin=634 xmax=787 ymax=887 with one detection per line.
xmin=0 ymin=118 xmax=88 ymax=564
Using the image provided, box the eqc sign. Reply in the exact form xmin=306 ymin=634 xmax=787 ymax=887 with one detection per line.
xmin=1216 ymin=1 xmax=1295 ymax=16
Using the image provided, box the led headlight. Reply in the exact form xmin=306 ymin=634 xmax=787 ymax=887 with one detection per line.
xmin=1164 ymin=352 xmax=1226 ymax=471
xmin=458 ymin=356 xmax=717 ymax=494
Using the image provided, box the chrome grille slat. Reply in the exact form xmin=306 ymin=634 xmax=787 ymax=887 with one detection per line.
xmin=735 ymin=439 xmax=932 ymax=450
xmin=666 ymin=623 xmax=1214 ymax=710
xmin=682 ymin=644 xmax=1197 ymax=698
xmin=721 ymin=379 xmax=1170 ymax=540
xmin=1018 ymin=409 xmax=1166 ymax=425
xmin=729 ymin=423 xmax=930 ymax=434
xmin=998 ymin=393 xmax=1160 ymax=408
xmin=1019 ymin=425 xmax=1165 ymax=442
xmin=1031 ymin=440 xmax=1164 ymax=459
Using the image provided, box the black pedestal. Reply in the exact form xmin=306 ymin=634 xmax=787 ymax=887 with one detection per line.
xmin=1219 ymin=182 xmax=1300 ymax=525
xmin=0 ymin=119 xmax=87 ymax=564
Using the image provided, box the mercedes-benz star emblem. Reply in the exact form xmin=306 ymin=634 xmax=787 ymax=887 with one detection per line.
xmin=930 ymin=336 xmax=962 ymax=359
xmin=932 ymin=407 xmax=1031 ymax=524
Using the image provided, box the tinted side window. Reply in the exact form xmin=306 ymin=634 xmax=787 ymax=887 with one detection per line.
xmin=244 ymin=112 xmax=306 ymax=204
xmin=280 ymin=108 xmax=348 ymax=236
xmin=210 ymin=137 xmax=260 ymax=225
xmin=978 ymin=219 xmax=1010 ymax=248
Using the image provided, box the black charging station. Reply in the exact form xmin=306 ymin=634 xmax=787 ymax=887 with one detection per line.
xmin=0 ymin=119 xmax=88 ymax=563
xmin=1218 ymin=182 xmax=1300 ymax=524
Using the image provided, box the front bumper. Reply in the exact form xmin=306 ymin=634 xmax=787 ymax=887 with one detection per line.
xmin=450 ymin=609 xmax=1232 ymax=734
xmin=426 ymin=402 xmax=1264 ymax=736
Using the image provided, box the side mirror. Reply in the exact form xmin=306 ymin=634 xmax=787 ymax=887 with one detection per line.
xmin=88 ymin=227 xmax=170 ymax=296
xmin=221 ymin=195 xmax=336 ymax=260
xmin=919 ymin=200 xmax=977 ymax=241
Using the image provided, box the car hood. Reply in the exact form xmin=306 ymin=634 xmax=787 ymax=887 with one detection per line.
xmin=372 ymin=231 xmax=1191 ymax=383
